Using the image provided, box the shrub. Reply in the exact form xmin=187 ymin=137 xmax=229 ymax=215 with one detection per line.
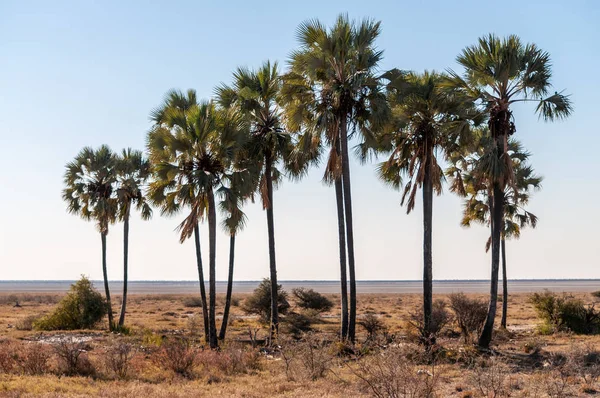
xmin=102 ymin=341 xmax=136 ymax=379
xmin=409 ymin=300 xmax=452 ymax=344
xmin=183 ymin=296 xmax=203 ymax=308
xmin=352 ymin=345 xmax=440 ymax=398
xmin=197 ymin=346 xmax=261 ymax=376
xmin=187 ymin=314 xmax=202 ymax=336
xmin=530 ymin=291 xmax=600 ymax=334
xmin=34 ymin=276 xmax=107 ymax=331
xmin=279 ymin=334 xmax=333 ymax=381
xmin=292 ymin=288 xmax=333 ymax=312
xmin=467 ymin=356 xmax=510 ymax=398
xmin=592 ymin=291 xmax=600 ymax=299
xmin=19 ymin=343 xmax=52 ymax=375
xmin=359 ymin=313 xmax=387 ymax=342
xmin=156 ymin=337 xmax=198 ymax=378
xmin=282 ymin=312 xmax=314 ymax=337
xmin=449 ymin=293 xmax=488 ymax=343
xmin=16 ymin=315 xmax=40 ymax=331
xmin=242 ymin=279 xmax=290 ymax=323
xmin=54 ymin=337 xmax=95 ymax=376
xmin=0 ymin=340 xmax=17 ymax=373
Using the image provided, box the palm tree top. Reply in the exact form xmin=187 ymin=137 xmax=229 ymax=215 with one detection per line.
xmin=446 ymin=33 xmax=572 ymax=122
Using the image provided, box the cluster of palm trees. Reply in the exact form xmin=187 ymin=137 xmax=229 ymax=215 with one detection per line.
xmin=62 ymin=14 xmax=572 ymax=349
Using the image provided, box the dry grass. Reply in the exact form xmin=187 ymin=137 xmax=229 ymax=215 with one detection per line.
xmin=0 ymin=291 xmax=600 ymax=396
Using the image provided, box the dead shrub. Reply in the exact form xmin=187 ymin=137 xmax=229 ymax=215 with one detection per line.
xmin=352 ymin=345 xmax=440 ymax=398
xmin=197 ymin=346 xmax=261 ymax=376
xmin=279 ymin=333 xmax=333 ymax=381
xmin=360 ymin=313 xmax=387 ymax=342
xmin=466 ymin=356 xmax=510 ymax=398
xmin=449 ymin=293 xmax=487 ymax=343
xmin=102 ymin=341 xmax=136 ymax=379
xmin=53 ymin=337 xmax=95 ymax=377
xmin=0 ymin=340 xmax=18 ymax=373
xmin=19 ymin=343 xmax=52 ymax=375
xmin=409 ymin=300 xmax=452 ymax=344
xmin=16 ymin=315 xmax=40 ymax=331
xmin=155 ymin=336 xmax=199 ymax=378
xmin=187 ymin=314 xmax=202 ymax=337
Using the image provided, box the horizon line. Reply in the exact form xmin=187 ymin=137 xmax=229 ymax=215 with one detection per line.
xmin=1 ymin=279 xmax=599 ymax=283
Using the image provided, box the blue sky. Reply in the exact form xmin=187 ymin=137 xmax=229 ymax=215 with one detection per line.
xmin=1 ymin=0 xmax=598 ymax=281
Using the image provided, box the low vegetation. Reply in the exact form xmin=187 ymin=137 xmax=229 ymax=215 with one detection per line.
xmin=530 ymin=290 xmax=600 ymax=334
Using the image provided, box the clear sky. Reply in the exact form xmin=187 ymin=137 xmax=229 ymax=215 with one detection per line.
xmin=1 ymin=0 xmax=598 ymax=281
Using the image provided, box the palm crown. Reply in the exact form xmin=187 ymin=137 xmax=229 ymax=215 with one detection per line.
xmin=115 ymin=148 xmax=153 ymax=222
xmin=63 ymin=145 xmax=118 ymax=234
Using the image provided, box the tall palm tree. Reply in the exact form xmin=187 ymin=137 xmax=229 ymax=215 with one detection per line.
xmin=446 ymin=34 xmax=572 ymax=348
xmin=375 ymin=70 xmax=478 ymax=344
xmin=451 ymin=136 xmax=541 ymax=328
xmin=217 ymin=61 xmax=291 ymax=343
xmin=281 ymin=14 xmax=389 ymax=342
xmin=147 ymin=89 xmax=209 ymax=343
xmin=63 ymin=145 xmax=118 ymax=330
xmin=148 ymin=91 xmax=247 ymax=348
xmin=218 ymin=187 xmax=248 ymax=341
xmin=115 ymin=148 xmax=153 ymax=328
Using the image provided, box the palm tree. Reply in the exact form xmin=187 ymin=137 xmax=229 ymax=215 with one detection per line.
xmin=375 ymin=70 xmax=477 ymax=344
xmin=281 ymin=14 xmax=389 ymax=342
xmin=147 ymin=89 xmax=210 ymax=343
xmin=218 ymin=187 xmax=248 ymax=340
xmin=217 ymin=61 xmax=291 ymax=343
xmin=451 ymin=136 xmax=541 ymax=329
xmin=63 ymin=145 xmax=118 ymax=330
xmin=446 ymin=34 xmax=572 ymax=348
xmin=148 ymin=91 xmax=247 ymax=348
xmin=115 ymin=148 xmax=153 ymax=328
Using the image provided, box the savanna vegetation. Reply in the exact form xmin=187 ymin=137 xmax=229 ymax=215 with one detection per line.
xmin=49 ymin=12 xmax=578 ymax=397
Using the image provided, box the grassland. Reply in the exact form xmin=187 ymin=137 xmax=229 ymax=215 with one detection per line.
xmin=0 ymin=291 xmax=599 ymax=397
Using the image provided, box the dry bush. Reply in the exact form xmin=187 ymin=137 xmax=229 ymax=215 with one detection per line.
xmin=53 ymin=337 xmax=95 ymax=376
xmin=566 ymin=343 xmax=600 ymax=391
xmin=282 ymin=311 xmax=314 ymax=338
xmin=155 ymin=336 xmax=199 ymax=378
xmin=466 ymin=356 xmax=510 ymax=398
xmin=409 ymin=300 xmax=452 ymax=344
xmin=0 ymin=340 xmax=17 ymax=373
xmin=352 ymin=346 xmax=440 ymax=398
xmin=16 ymin=315 xmax=40 ymax=331
xmin=359 ymin=313 xmax=387 ymax=342
xmin=279 ymin=334 xmax=333 ymax=381
xmin=102 ymin=341 xmax=136 ymax=379
xmin=19 ymin=343 xmax=52 ymax=375
xmin=182 ymin=297 xmax=203 ymax=308
xmin=542 ymin=352 xmax=574 ymax=398
xmin=449 ymin=293 xmax=487 ymax=343
xmin=197 ymin=345 xmax=261 ymax=376
xmin=187 ymin=314 xmax=202 ymax=336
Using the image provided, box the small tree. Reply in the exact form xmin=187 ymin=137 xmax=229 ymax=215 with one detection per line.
xmin=34 ymin=276 xmax=107 ymax=330
xmin=242 ymin=279 xmax=290 ymax=323
xmin=449 ymin=293 xmax=488 ymax=343
xmin=292 ymin=288 xmax=333 ymax=313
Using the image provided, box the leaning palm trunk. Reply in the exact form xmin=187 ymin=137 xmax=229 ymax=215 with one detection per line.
xmin=501 ymin=238 xmax=508 ymax=328
xmin=193 ymin=224 xmax=210 ymax=343
xmin=265 ymin=156 xmax=279 ymax=345
xmin=478 ymin=180 xmax=504 ymax=348
xmin=101 ymin=232 xmax=114 ymax=330
xmin=118 ymin=209 xmax=130 ymax=327
xmin=339 ymin=116 xmax=357 ymax=342
xmin=207 ymin=188 xmax=218 ymax=349
xmin=219 ymin=234 xmax=236 ymax=340
xmin=335 ymin=175 xmax=349 ymax=340
xmin=422 ymin=159 xmax=434 ymax=345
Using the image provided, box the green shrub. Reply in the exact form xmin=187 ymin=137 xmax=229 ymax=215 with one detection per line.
xmin=292 ymin=288 xmax=333 ymax=312
xmin=530 ymin=290 xmax=600 ymax=335
xmin=283 ymin=312 xmax=314 ymax=337
xmin=242 ymin=279 xmax=290 ymax=323
xmin=34 ymin=276 xmax=107 ymax=330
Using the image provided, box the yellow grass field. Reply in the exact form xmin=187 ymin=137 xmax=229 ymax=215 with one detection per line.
xmin=0 ymin=291 xmax=599 ymax=397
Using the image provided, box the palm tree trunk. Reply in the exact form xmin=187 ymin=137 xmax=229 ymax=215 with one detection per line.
xmin=478 ymin=179 xmax=504 ymax=348
xmin=207 ymin=187 xmax=218 ymax=349
xmin=335 ymin=175 xmax=349 ymax=340
xmin=422 ymin=159 xmax=434 ymax=345
xmin=101 ymin=232 xmax=114 ymax=330
xmin=219 ymin=234 xmax=236 ymax=340
xmin=501 ymin=238 xmax=508 ymax=329
xmin=193 ymin=224 xmax=209 ymax=343
xmin=339 ymin=114 xmax=357 ymax=343
xmin=265 ymin=155 xmax=279 ymax=345
xmin=118 ymin=209 xmax=130 ymax=327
